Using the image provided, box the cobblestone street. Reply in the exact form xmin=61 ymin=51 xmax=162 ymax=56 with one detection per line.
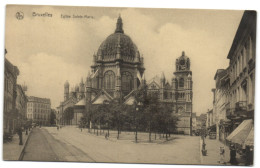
xmin=23 ymin=126 xmax=201 ymax=164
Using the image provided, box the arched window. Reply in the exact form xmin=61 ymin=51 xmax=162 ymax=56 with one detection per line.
xmin=177 ymin=106 xmax=184 ymax=114
xmin=103 ymin=71 xmax=115 ymax=90
xmin=122 ymin=71 xmax=133 ymax=95
xmin=179 ymin=78 xmax=184 ymax=88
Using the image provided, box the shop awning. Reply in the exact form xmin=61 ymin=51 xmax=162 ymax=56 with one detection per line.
xmin=226 ymin=119 xmax=253 ymax=145
xmin=244 ymin=126 xmax=254 ymax=146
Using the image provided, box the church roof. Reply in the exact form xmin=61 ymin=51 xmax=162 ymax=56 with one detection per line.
xmin=91 ymin=89 xmax=113 ymax=104
xmin=96 ymin=16 xmax=140 ymax=63
xmin=75 ymin=98 xmax=85 ymax=106
xmin=147 ymin=75 xmax=161 ymax=85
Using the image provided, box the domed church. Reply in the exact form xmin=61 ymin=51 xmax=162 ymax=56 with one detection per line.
xmin=87 ymin=15 xmax=145 ymax=101
xmin=58 ymin=16 xmax=193 ymax=135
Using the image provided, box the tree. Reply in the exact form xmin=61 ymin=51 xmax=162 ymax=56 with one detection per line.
xmin=110 ymin=99 xmax=126 ymax=139
xmin=79 ymin=116 xmax=87 ymax=128
xmin=156 ymin=103 xmax=179 ymax=140
xmin=144 ymin=93 xmax=160 ymax=142
xmin=50 ymin=109 xmax=56 ymax=125
xmin=100 ymin=100 xmax=114 ymax=137
xmin=132 ymin=84 xmax=179 ymax=142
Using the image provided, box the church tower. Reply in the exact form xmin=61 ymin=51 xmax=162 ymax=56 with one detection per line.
xmin=79 ymin=77 xmax=85 ymax=99
xmin=173 ymin=51 xmax=193 ymax=135
xmin=64 ymin=80 xmax=69 ymax=101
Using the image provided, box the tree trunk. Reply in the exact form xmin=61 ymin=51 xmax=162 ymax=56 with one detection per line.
xmin=97 ymin=123 xmax=99 ymax=136
xmin=149 ymin=121 xmax=151 ymax=142
xmin=117 ymin=127 xmax=120 ymax=139
xmin=135 ymin=125 xmax=138 ymax=143
xmin=166 ymin=132 xmax=168 ymax=141
xmin=155 ymin=132 xmax=156 ymax=140
xmin=94 ymin=123 xmax=95 ymax=134
xmin=108 ymin=123 xmax=110 ymax=137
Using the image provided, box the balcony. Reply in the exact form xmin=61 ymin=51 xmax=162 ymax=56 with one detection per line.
xmin=235 ymin=101 xmax=247 ymax=111
xmin=226 ymin=101 xmax=248 ymax=119
xmin=226 ymin=108 xmax=235 ymax=117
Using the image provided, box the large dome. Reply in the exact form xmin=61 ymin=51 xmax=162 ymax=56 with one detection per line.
xmin=96 ymin=16 xmax=140 ymax=63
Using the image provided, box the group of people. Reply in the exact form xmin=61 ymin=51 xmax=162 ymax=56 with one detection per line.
xmin=219 ymin=144 xmax=253 ymax=165
xmin=219 ymin=144 xmax=237 ymax=165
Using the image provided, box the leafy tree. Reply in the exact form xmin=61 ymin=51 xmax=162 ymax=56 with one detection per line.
xmin=109 ymin=99 xmax=126 ymax=139
xmin=100 ymin=100 xmax=114 ymax=137
xmin=79 ymin=116 xmax=87 ymax=128
xmin=132 ymin=84 xmax=179 ymax=142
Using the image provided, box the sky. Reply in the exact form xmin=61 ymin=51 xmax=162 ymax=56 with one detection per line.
xmin=5 ymin=5 xmax=243 ymax=114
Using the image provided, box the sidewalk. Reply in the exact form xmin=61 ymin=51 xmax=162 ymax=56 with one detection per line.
xmin=200 ymin=137 xmax=230 ymax=165
xmin=3 ymin=129 xmax=33 ymax=160
xmin=200 ymin=137 xmax=246 ymax=166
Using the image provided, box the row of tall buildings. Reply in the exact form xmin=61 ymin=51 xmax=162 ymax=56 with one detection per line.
xmin=4 ymin=50 xmax=52 ymax=134
xmin=57 ymin=15 xmax=194 ymax=135
xmin=207 ymin=11 xmax=256 ymax=141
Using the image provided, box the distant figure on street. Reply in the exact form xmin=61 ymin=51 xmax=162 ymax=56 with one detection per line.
xmin=219 ymin=146 xmax=225 ymax=164
xmin=25 ymin=126 xmax=28 ymax=135
xmin=105 ymin=133 xmax=108 ymax=140
xmin=16 ymin=127 xmax=23 ymax=145
xmin=229 ymin=144 xmax=238 ymax=165
xmin=57 ymin=125 xmax=59 ymax=130
xmin=245 ymin=146 xmax=253 ymax=166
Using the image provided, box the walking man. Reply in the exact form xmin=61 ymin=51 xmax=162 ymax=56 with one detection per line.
xmin=230 ymin=144 xmax=238 ymax=165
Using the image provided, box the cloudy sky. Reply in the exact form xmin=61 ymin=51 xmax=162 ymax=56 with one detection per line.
xmin=5 ymin=5 xmax=243 ymax=114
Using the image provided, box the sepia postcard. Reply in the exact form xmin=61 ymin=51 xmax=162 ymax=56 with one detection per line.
xmin=3 ymin=5 xmax=256 ymax=166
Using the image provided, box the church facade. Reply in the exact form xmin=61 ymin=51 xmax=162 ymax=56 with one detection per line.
xmin=58 ymin=16 xmax=193 ymax=135
xmin=146 ymin=51 xmax=193 ymax=135
xmin=85 ymin=15 xmax=145 ymax=105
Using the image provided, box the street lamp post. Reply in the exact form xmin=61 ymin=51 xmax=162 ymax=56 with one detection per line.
xmin=135 ymin=106 xmax=138 ymax=143
xmin=134 ymin=101 xmax=142 ymax=143
xmin=103 ymin=100 xmax=110 ymax=137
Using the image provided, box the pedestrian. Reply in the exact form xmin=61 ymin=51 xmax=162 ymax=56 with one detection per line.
xmin=229 ymin=144 xmax=238 ymax=165
xmin=105 ymin=133 xmax=108 ymax=140
xmin=245 ymin=146 xmax=253 ymax=166
xmin=219 ymin=146 xmax=225 ymax=164
xmin=16 ymin=126 xmax=23 ymax=145
xmin=25 ymin=126 xmax=28 ymax=135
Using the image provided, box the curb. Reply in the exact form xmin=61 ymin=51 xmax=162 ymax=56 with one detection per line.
xmin=18 ymin=129 xmax=33 ymax=161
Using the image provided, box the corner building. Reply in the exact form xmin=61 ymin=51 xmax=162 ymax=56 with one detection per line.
xmin=27 ymin=96 xmax=51 ymax=125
